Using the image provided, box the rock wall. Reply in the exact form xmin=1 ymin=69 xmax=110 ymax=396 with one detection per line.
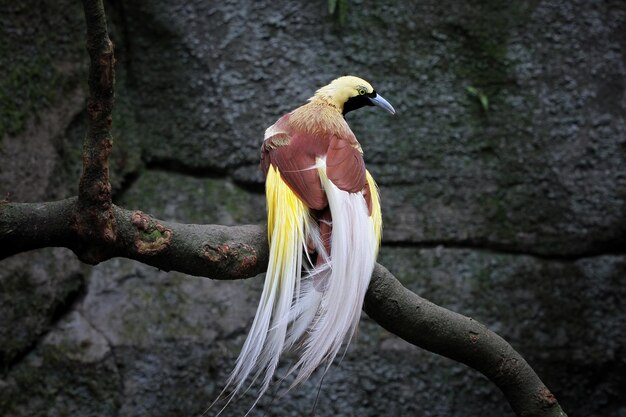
xmin=1 ymin=0 xmax=625 ymax=416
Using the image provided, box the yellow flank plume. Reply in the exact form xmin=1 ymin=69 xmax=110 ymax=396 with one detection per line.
xmin=223 ymin=164 xmax=310 ymax=401
xmin=366 ymin=170 xmax=382 ymax=252
xmin=265 ymin=164 xmax=307 ymax=251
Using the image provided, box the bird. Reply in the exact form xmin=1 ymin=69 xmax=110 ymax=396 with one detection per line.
xmin=221 ymin=75 xmax=395 ymax=408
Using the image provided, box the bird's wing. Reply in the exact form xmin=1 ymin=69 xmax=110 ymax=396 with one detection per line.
xmin=261 ymin=117 xmax=368 ymax=210
xmin=261 ymin=117 xmax=328 ymax=210
xmin=325 ymin=133 xmax=367 ymax=193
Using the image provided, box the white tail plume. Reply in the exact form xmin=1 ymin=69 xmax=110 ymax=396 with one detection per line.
xmin=217 ymin=159 xmax=378 ymax=411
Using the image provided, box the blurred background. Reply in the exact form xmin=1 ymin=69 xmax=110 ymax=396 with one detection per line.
xmin=1 ymin=0 xmax=625 ymax=416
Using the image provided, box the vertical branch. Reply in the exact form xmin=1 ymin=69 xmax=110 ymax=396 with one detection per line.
xmin=75 ymin=0 xmax=117 ymax=262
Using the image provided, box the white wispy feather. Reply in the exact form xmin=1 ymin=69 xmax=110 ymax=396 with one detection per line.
xmin=287 ymin=157 xmax=377 ymax=387
xmin=218 ymin=158 xmax=377 ymax=411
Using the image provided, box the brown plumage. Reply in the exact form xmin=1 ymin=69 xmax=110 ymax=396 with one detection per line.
xmin=261 ymin=93 xmax=371 ymax=212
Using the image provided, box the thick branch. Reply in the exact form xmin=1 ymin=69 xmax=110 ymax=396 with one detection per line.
xmin=0 ymin=200 xmax=567 ymax=417
xmin=0 ymin=199 xmax=78 ymax=255
xmin=110 ymin=206 xmax=268 ymax=279
xmin=0 ymin=199 xmax=268 ymax=280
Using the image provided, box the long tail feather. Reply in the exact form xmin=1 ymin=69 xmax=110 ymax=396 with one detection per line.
xmin=288 ymin=157 xmax=378 ymax=387
xmin=220 ymin=161 xmax=382 ymax=409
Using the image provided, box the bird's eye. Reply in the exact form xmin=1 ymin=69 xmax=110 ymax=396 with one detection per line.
xmin=358 ymin=87 xmax=366 ymax=95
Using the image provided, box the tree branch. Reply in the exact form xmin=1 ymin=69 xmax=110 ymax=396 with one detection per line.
xmin=0 ymin=1 xmax=569 ymax=416
xmin=0 ymin=199 xmax=268 ymax=280
xmin=0 ymin=200 xmax=568 ymax=416
xmin=364 ymin=264 xmax=567 ymax=417
xmin=0 ymin=199 xmax=567 ymax=416
xmin=0 ymin=199 xmax=78 ymax=255
xmin=110 ymin=206 xmax=268 ymax=279
xmin=75 ymin=0 xmax=117 ymax=262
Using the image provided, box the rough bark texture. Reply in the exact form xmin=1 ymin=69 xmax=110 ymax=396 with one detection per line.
xmin=0 ymin=199 xmax=268 ymax=280
xmin=74 ymin=0 xmax=117 ymax=262
xmin=1 ymin=0 xmax=625 ymax=416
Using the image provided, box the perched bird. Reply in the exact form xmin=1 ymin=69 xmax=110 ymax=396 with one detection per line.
xmin=223 ymin=75 xmax=395 ymax=406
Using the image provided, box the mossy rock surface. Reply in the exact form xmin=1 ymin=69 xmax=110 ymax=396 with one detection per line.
xmin=0 ymin=249 xmax=85 ymax=369
xmin=117 ymin=169 xmax=265 ymax=225
xmin=102 ymin=0 xmax=626 ymax=255
xmin=0 ymin=0 xmax=85 ymax=139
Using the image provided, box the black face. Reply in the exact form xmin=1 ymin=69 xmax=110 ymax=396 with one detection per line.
xmin=343 ymin=91 xmax=377 ymax=115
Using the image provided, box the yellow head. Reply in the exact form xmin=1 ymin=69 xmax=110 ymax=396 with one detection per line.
xmin=311 ymin=75 xmax=395 ymax=116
